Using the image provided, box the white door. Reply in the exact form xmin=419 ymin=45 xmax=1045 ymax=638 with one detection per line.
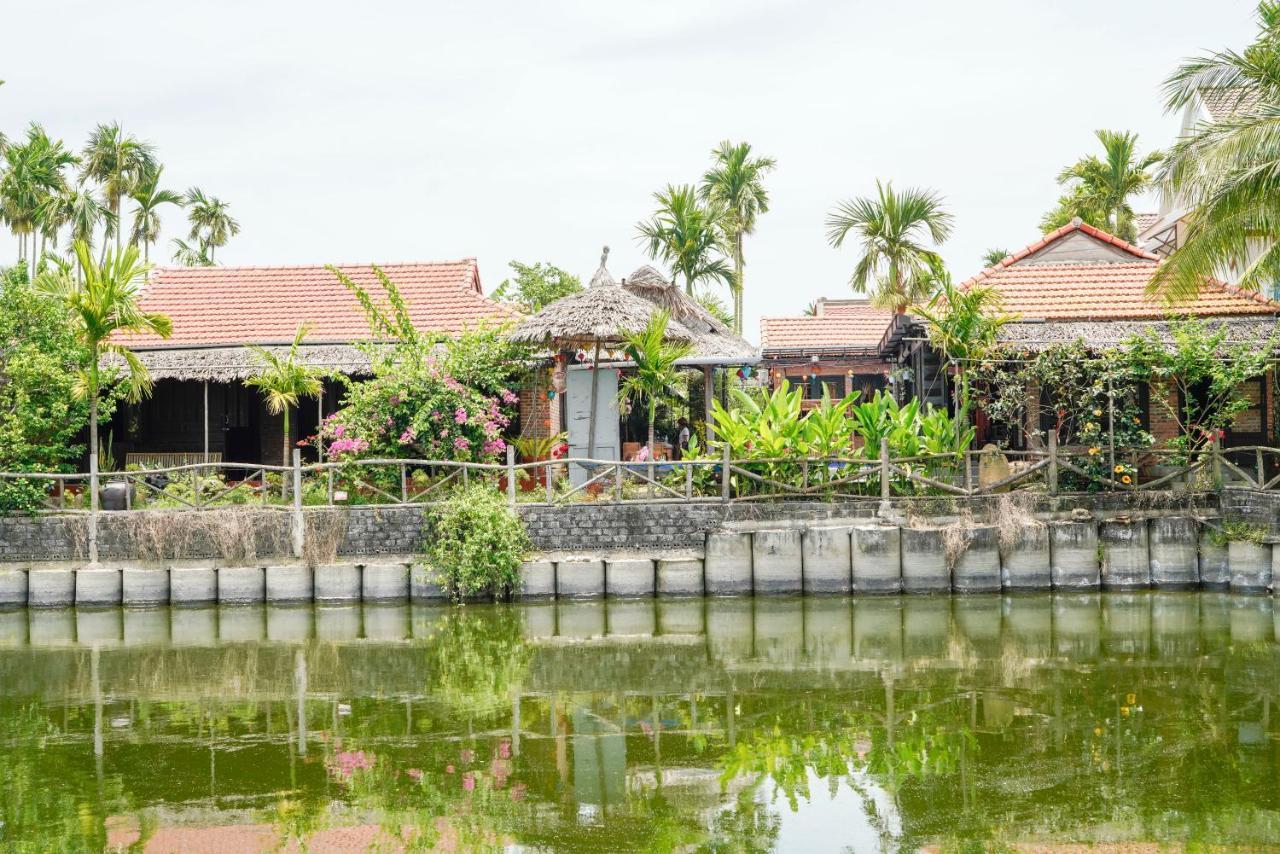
xmin=566 ymin=364 xmax=618 ymax=485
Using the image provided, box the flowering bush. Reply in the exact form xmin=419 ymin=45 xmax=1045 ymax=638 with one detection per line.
xmin=423 ymin=485 xmax=531 ymax=600
xmin=320 ymin=355 xmax=516 ymax=463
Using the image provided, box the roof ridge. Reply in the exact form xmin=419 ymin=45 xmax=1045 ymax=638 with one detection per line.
xmin=150 ymin=259 xmax=478 ymax=274
xmin=961 ymin=220 xmax=1159 ymax=290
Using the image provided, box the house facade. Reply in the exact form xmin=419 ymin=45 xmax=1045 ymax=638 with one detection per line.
xmin=113 ymin=260 xmax=521 ymax=467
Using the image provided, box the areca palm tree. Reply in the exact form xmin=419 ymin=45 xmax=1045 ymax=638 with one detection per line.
xmin=36 ymin=187 xmax=113 ymax=258
xmin=1151 ymin=3 xmax=1280 ymax=300
xmin=636 ymin=184 xmax=733 ymax=297
xmin=1040 ymin=130 xmax=1162 ymax=241
xmin=1 ymin=124 xmax=76 ymax=278
xmin=245 ymin=324 xmax=324 ymax=487
xmin=699 ymin=140 xmax=776 ymax=333
xmin=184 ymin=187 xmax=239 ymax=262
xmin=825 ymin=181 xmax=954 ymax=311
xmin=130 ymin=167 xmax=184 ymax=261
xmin=37 ymin=240 xmax=171 ymax=563
xmin=171 ymin=237 xmax=213 ymax=267
xmin=79 ymin=123 xmax=156 ymax=254
xmin=617 ymin=309 xmax=693 ymax=463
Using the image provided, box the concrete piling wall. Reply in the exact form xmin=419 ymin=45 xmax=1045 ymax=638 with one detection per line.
xmin=2 ymin=513 xmax=1279 ymax=607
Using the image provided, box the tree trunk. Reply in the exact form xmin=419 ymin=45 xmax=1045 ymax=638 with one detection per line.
xmin=88 ymin=349 xmax=100 ymax=565
xmin=733 ymin=231 xmax=745 ymax=335
xmin=282 ymin=406 xmax=291 ymax=500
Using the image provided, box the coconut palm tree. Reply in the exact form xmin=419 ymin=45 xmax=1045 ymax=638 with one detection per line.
xmin=617 ymin=309 xmax=693 ymax=465
xmin=1040 ymin=130 xmax=1162 ymax=241
xmin=825 ymin=181 xmax=954 ymax=311
xmin=636 ymin=184 xmax=733 ymax=297
xmin=184 ymin=187 xmax=239 ymax=262
xmin=79 ymin=123 xmax=156 ymax=255
xmin=245 ymin=324 xmax=325 ymax=489
xmin=37 ymin=240 xmax=171 ymax=563
xmin=1151 ymin=3 xmax=1280 ymax=300
xmin=170 ymin=237 xmax=213 ymax=267
xmin=130 ymin=167 xmax=184 ymax=261
xmin=699 ymin=140 xmax=776 ymax=333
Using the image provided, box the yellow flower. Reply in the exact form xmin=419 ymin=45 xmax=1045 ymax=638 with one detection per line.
xmin=1088 ymin=447 xmax=1100 ymax=456
xmin=1122 ymin=475 xmax=1132 ymax=484
xmin=1093 ymin=409 xmax=1102 ymax=417
xmin=1121 ymin=706 xmax=1130 ymax=717
xmin=1094 ymin=727 xmax=1103 ymax=736
xmin=1114 ymin=465 xmax=1124 ymax=473
xmin=1126 ymin=693 xmax=1136 ymax=705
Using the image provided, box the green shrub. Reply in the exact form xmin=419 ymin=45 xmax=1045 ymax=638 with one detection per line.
xmin=423 ymin=485 xmax=531 ymax=601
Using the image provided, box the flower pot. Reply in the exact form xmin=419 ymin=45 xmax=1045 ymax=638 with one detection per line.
xmin=100 ymin=480 xmax=135 ymax=511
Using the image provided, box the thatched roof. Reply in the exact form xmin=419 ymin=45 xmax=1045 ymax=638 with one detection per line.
xmin=509 ymin=247 xmax=697 ymax=348
xmin=117 ymin=344 xmax=379 ymax=383
xmin=997 ymin=317 xmax=1280 ymax=352
xmin=621 ymin=265 xmax=758 ymax=363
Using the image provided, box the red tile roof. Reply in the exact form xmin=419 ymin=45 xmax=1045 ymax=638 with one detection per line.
xmin=119 ymin=261 xmax=519 ymax=348
xmin=1199 ymin=86 xmax=1262 ymax=121
xmin=963 ymin=221 xmax=1280 ymax=321
xmin=759 ymin=303 xmax=895 ymax=352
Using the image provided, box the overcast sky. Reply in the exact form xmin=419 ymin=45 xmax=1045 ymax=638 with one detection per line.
xmin=0 ymin=0 xmax=1261 ymax=342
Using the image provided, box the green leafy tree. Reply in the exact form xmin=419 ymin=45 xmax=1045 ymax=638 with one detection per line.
xmin=423 ymin=485 xmax=532 ymax=600
xmin=982 ymin=248 xmax=1010 ymax=267
xmin=129 ymin=166 xmax=183 ymax=261
xmin=636 ymin=184 xmax=733 ymax=297
xmin=183 ymin=186 xmax=239 ymax=262
xmin=1 ymin=124 xmax=77 ymax=278
xmin=170 ymin=237 xmax=213 ymax=267
xmin=1153 ymin=3 xmax=1280 ymax=300
xmin=490 ymin=260 xmax=581 ymax=312
xmin=245 ymin=324 xmax=325 ymax=476
xmin=826 ymin=180 xmax=954 ymax=311
xmin=1040 ymin=129 xmax=1162 ymax=241
xmin=79 ymin=122 xmax=156 ymax=255
xmin=0 ymin=266 xmax=95 ymax=512
xmin=617 ymin=309 xmax=693 ymax=460
xmin=910 ymin=262 xmax=1015 ymax=436
xmin=699 ymin=140 xmax=777 ymax=333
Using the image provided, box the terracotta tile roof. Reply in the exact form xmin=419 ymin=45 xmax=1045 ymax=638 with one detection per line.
xmin=1199 ymin=86 xmax=1262 ymax=121
xmin=119 ymin=260 xmax=519 ymax=348
xmin=760 ymin=303 xmax=895 ymax=352
xmin=1133 ymin=212 xmax=1160 ymax=235
xmin=963 ymin=221 xmax=1280 ymax=321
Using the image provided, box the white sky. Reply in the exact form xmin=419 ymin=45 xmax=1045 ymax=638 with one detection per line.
xmin=0 ymin=0 xmax=1261 ymax=343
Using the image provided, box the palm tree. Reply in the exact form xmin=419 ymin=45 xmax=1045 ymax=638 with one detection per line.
xmin=1040 ymin=130 xmax=1162 ymax=241
xmin=36 ymin=187 xmax=113 ymax=259
xmin=982 ymin=248 xmax=1011 ymax=267
xmin=79 ymin=123 xmax=156 ymax=254
xmin=636 ymin=184 xmax=733 ymax=297
xmin=184 ymin=187 xmax=239 ymax=262
xmin=37 ymin=240 xmax=171 ymax=564
xmin=699 ymin=141 xmax=777 ymax=333
xmin=825 ymin=180 xmax=954 ymax=311
xmin=617 ymin=309 xmax=693 ymax=465
xmin=1 ymin=124 xmax=76 ymax=279
xmin=130 ymin=167 xmax=184 ymax=261
xmin=171 ymin=237 xmax=213 ymax=267
xmin=245 ymin=324 xmax=325 ymax=487
xmin=1151 ymin=4 xmax=1280 ymax=300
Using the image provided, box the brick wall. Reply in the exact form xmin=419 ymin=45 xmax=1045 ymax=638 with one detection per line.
xmin=1148 ymin=379 xmax=1180 ymax=444
xmin=517 ymin=367 xmax=555 ymax=440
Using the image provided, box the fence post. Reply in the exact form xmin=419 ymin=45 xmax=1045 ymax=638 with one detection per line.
xmin=1047 ymin=431 xmax=1058 ymax=496
xmin=291 ymin=449 xmax=304 ymax=559
xmin=685 ymin=461 xmax=693 ymax=502
xmin=545 ymin=458 xmax=554 ymax=504
xmin=88 ymin=445 xmax=100 ymax=565
xmin=507 ymin=445 xmax=517 ymax=510
xmin=1256 ymin=446 xmax=1264 ymax=487
xmin=963 ymin=449 xmax=973 ymax=494
xmin=720 ymin=443 xmax=731 ymax=502
xmin=880 ymin=438 xmax=891 ymax=501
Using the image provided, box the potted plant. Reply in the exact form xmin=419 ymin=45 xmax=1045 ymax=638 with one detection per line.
xmin=505 ymin=433 xmax=567 ymax=493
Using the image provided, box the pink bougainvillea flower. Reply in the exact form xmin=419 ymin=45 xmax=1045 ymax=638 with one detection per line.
xmin=498 ymin=739 xmax=511 ymax=760
xmin=454 ymin=407 xmax=468 ymax=424
xmin=406 ymin=768 xmax=423 ymax=782
xmin=454 ymin=437 xmax=471 ymax=451
xmin=462 ymin=772 xmax=476 ymax=791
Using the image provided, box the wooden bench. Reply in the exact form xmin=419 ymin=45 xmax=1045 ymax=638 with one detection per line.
xmin=125 ymin=452 xmax=223 ymax=469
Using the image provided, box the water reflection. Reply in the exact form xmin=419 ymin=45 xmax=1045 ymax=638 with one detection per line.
xmin=1 ymin=593 xmax=1278 ymax=851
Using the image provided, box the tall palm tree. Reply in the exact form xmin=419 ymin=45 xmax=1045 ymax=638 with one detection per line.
xmin=245 ymin=324 xmax=324 ymax=485
xmin=699 ymin=141 xmax=776 ymax=333
xmin=37 ymin=240 xmax=171 ymax=564
xmin=982 ymin=248 xmax=1011 ymax=267
xmin=636 ymin=184 xmax=733 ymax=297
xmin=171 ymin=237 xmax=213 ymax=267
xmin=1151 ymin=3 xmax=1280 ymax=300
xmin=184 ymin=187 xmax=239 ymax=262
xmin=36 ymin=187 xmax=113 ymax=258
xmin=1 ymin=124 xmax=76 ymax=278
xmin=617 ymin=309 xmax=693 ymax=463
xmin=129 ymin=167 xmax=183 ymax=261
xmin=1040 ymin=130 xmax=1162 ymax=241
xmin=79 ymin=123 xmax=157 ymax=254
xmin=825 ymin=180 xmax=954 ymax=311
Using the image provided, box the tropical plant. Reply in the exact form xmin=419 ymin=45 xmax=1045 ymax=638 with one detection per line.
xmin=825 ymin=180 xmax=954 ymax=311
xmin=1040 ymin=129 xmax=1162 ymax=241
xmin=79 ymin=122 xmax=156 ymax=255
xmin=129 ymin=166 xmax=183 ymax=261
xmin=982 ymin=248 xmax=1010 ymax=267
xmin=699 ymin=140 xmax=777 ymax=333
xmin=910 ymin=261 xmax=1015 ymax=436
xmin=422 ymin=484 xmax=531 ymax=600
xmin=36 ymin=241 xmax=171 ymax=559
xmin=802 ymin=300 xmax=819 ymax=316
xmin=617 ymin=309 xmax=693 ymax=461
xmin=490 ymin=260 xmax=581 ymax=312
xmin=245 ymin=324 xmax=326 ymax=481
xmin=636 ymin=184 xmax=733 ymax=297
xmin=36 ymin=187 xmax=113 ymax=260
xmin=694 ymin=286 xmax=735 ymax=328
xmin=183 ymin=186 xmax=239 ymax=262
xmin=170 ymin=237 xmax=213 ymax=267
xmin=1 ymin=124 xmax=77 ymax=279
xmin=1152 ymin=3 xmax=1280 ymax=300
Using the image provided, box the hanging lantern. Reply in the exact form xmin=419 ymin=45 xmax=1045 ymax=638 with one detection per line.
xmin=547 ymin=389 xmax=556 ymax=400
xmin=574 ymin=348 xmax=588 ymax=363
xmin=741 ymin=365 xmax=753 ymax=379
xmin=736 ymin=368 xmax=745 ymax=379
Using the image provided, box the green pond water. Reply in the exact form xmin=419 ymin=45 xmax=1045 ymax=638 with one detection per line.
xmin=2 ymin=593 xmax=1279 ymax=852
